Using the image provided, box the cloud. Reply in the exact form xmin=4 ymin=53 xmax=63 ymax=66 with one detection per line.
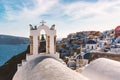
xmin=0 ymin=0 xmax=61 ymax=37
xmin=3 ymin=0 xmax=59 ymax=21
xmin=63 ymin=0 xmax=120 ymax=21
xmin=3 ymin=0 xmax=120 ymax=23
xmin=22 ymin=0 xmax=58 ymax=17
xmin=1 ymin=0 xmax=120 ymax=38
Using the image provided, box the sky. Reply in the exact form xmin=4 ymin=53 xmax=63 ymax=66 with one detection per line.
xmin=0 ymin=0 xmax=120 ymax=38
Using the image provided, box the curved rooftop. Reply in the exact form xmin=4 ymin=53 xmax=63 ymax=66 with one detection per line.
xmin=82 ymin=58 xmax=120 ymax=80
xmin=115 ymin=26 xmax=120 ymax=32
xmin=115 ymin=26 xmax=120 ymax=37
xmin=13 ymin=55 xmax=89 ymax=80
xmin=87 ymin=40 xmax=96 ymax=44
xmin=84 ymin=53 xmax=90 ymax=59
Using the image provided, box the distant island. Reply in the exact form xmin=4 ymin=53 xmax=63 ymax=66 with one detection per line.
xmin=0 ymin=35 xmax=29 ymax=44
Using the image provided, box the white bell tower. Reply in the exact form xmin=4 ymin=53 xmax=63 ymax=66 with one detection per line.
xmin=29 ymin=20 xmax=57 ymax=55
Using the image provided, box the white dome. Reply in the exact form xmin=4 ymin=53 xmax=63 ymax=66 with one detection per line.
xmin=82 ymin=58 xmax=120 ymax=80
xmin=13 ymin=56 xmax=89 ymax=80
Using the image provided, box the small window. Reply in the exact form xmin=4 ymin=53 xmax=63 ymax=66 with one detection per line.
xmin=92 ymin=46 xmax=93 ymax=49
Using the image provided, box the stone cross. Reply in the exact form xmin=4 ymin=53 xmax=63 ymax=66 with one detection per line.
xmin=40 ymin=20 xmax=46 ymax=26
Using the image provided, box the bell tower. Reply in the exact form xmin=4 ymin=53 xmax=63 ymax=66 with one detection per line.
xmin=29 ymin=20 xmax=57 ymax=55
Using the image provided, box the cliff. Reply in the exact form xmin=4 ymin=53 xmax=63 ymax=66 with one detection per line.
xmin=0 ymin=45 xmax=30 ymax=80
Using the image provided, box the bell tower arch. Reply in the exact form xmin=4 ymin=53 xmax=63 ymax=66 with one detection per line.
xmin=29 ymin=20 xmax=56 ymax=55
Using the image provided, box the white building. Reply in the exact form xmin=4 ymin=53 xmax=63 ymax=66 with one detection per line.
xmin=98 ymin=40 xmax=108 ymax=49
xmin=86 ymin=40 xmax=97 ymax=50
xmin=110 ymin=44 xmax=120 ymax=53
xmin=115 ymin=36 xmax=120 ymax=43
xmin=110 ymin=36 xmax=120 ymax=53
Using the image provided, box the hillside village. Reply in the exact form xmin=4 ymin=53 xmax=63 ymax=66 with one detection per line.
xmin=1 ymin=21 xmax=120 ymax=80
xmin=1 ymin=0 xmax=120 ymax=80
xmin=57 ymin=26 xmax=120 ymax=70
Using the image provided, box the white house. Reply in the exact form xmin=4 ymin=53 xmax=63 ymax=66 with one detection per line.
xmin=110 ymin=44 xmax=120 ymax=53
xmin=86 ymin=40 xmax=97 ymax=50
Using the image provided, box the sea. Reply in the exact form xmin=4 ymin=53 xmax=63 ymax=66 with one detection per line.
xmin=0 ymin=44 xmax=28 ymax=66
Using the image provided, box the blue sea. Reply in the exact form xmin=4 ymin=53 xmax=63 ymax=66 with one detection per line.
xmin=0 ymin=44 xmax=28 ymax=66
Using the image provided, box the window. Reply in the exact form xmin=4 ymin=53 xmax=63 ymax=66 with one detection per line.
xmin=92 ymin=46 xmax=93 ymax=49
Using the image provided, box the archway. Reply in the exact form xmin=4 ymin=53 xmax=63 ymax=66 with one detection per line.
xmin=37 ymin=25 xmax=51 ymax=54
xmin=38 ymin=29 xmax=46 ymax=53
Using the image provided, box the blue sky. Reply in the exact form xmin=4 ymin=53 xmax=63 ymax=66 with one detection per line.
xmin=0 ymin=0 xmax=120 ymax=38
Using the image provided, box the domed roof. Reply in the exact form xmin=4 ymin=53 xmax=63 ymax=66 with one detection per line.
xmin=115 ymin=26 xmax=120 ymax=37
xmin=82 ymin=58 xmax=120 ymax=80
xmin=84 ymin=53 xmax=90 ymax=59
xmin=13 ymin=55 xmax=88 ymax=80
xmin=67 ymin=61 xmax=76 ymax=67
xmin=115 ymin=26 xmax=120 ymax=32
xmin=87 ymin=40 xmax=96 ymax=44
